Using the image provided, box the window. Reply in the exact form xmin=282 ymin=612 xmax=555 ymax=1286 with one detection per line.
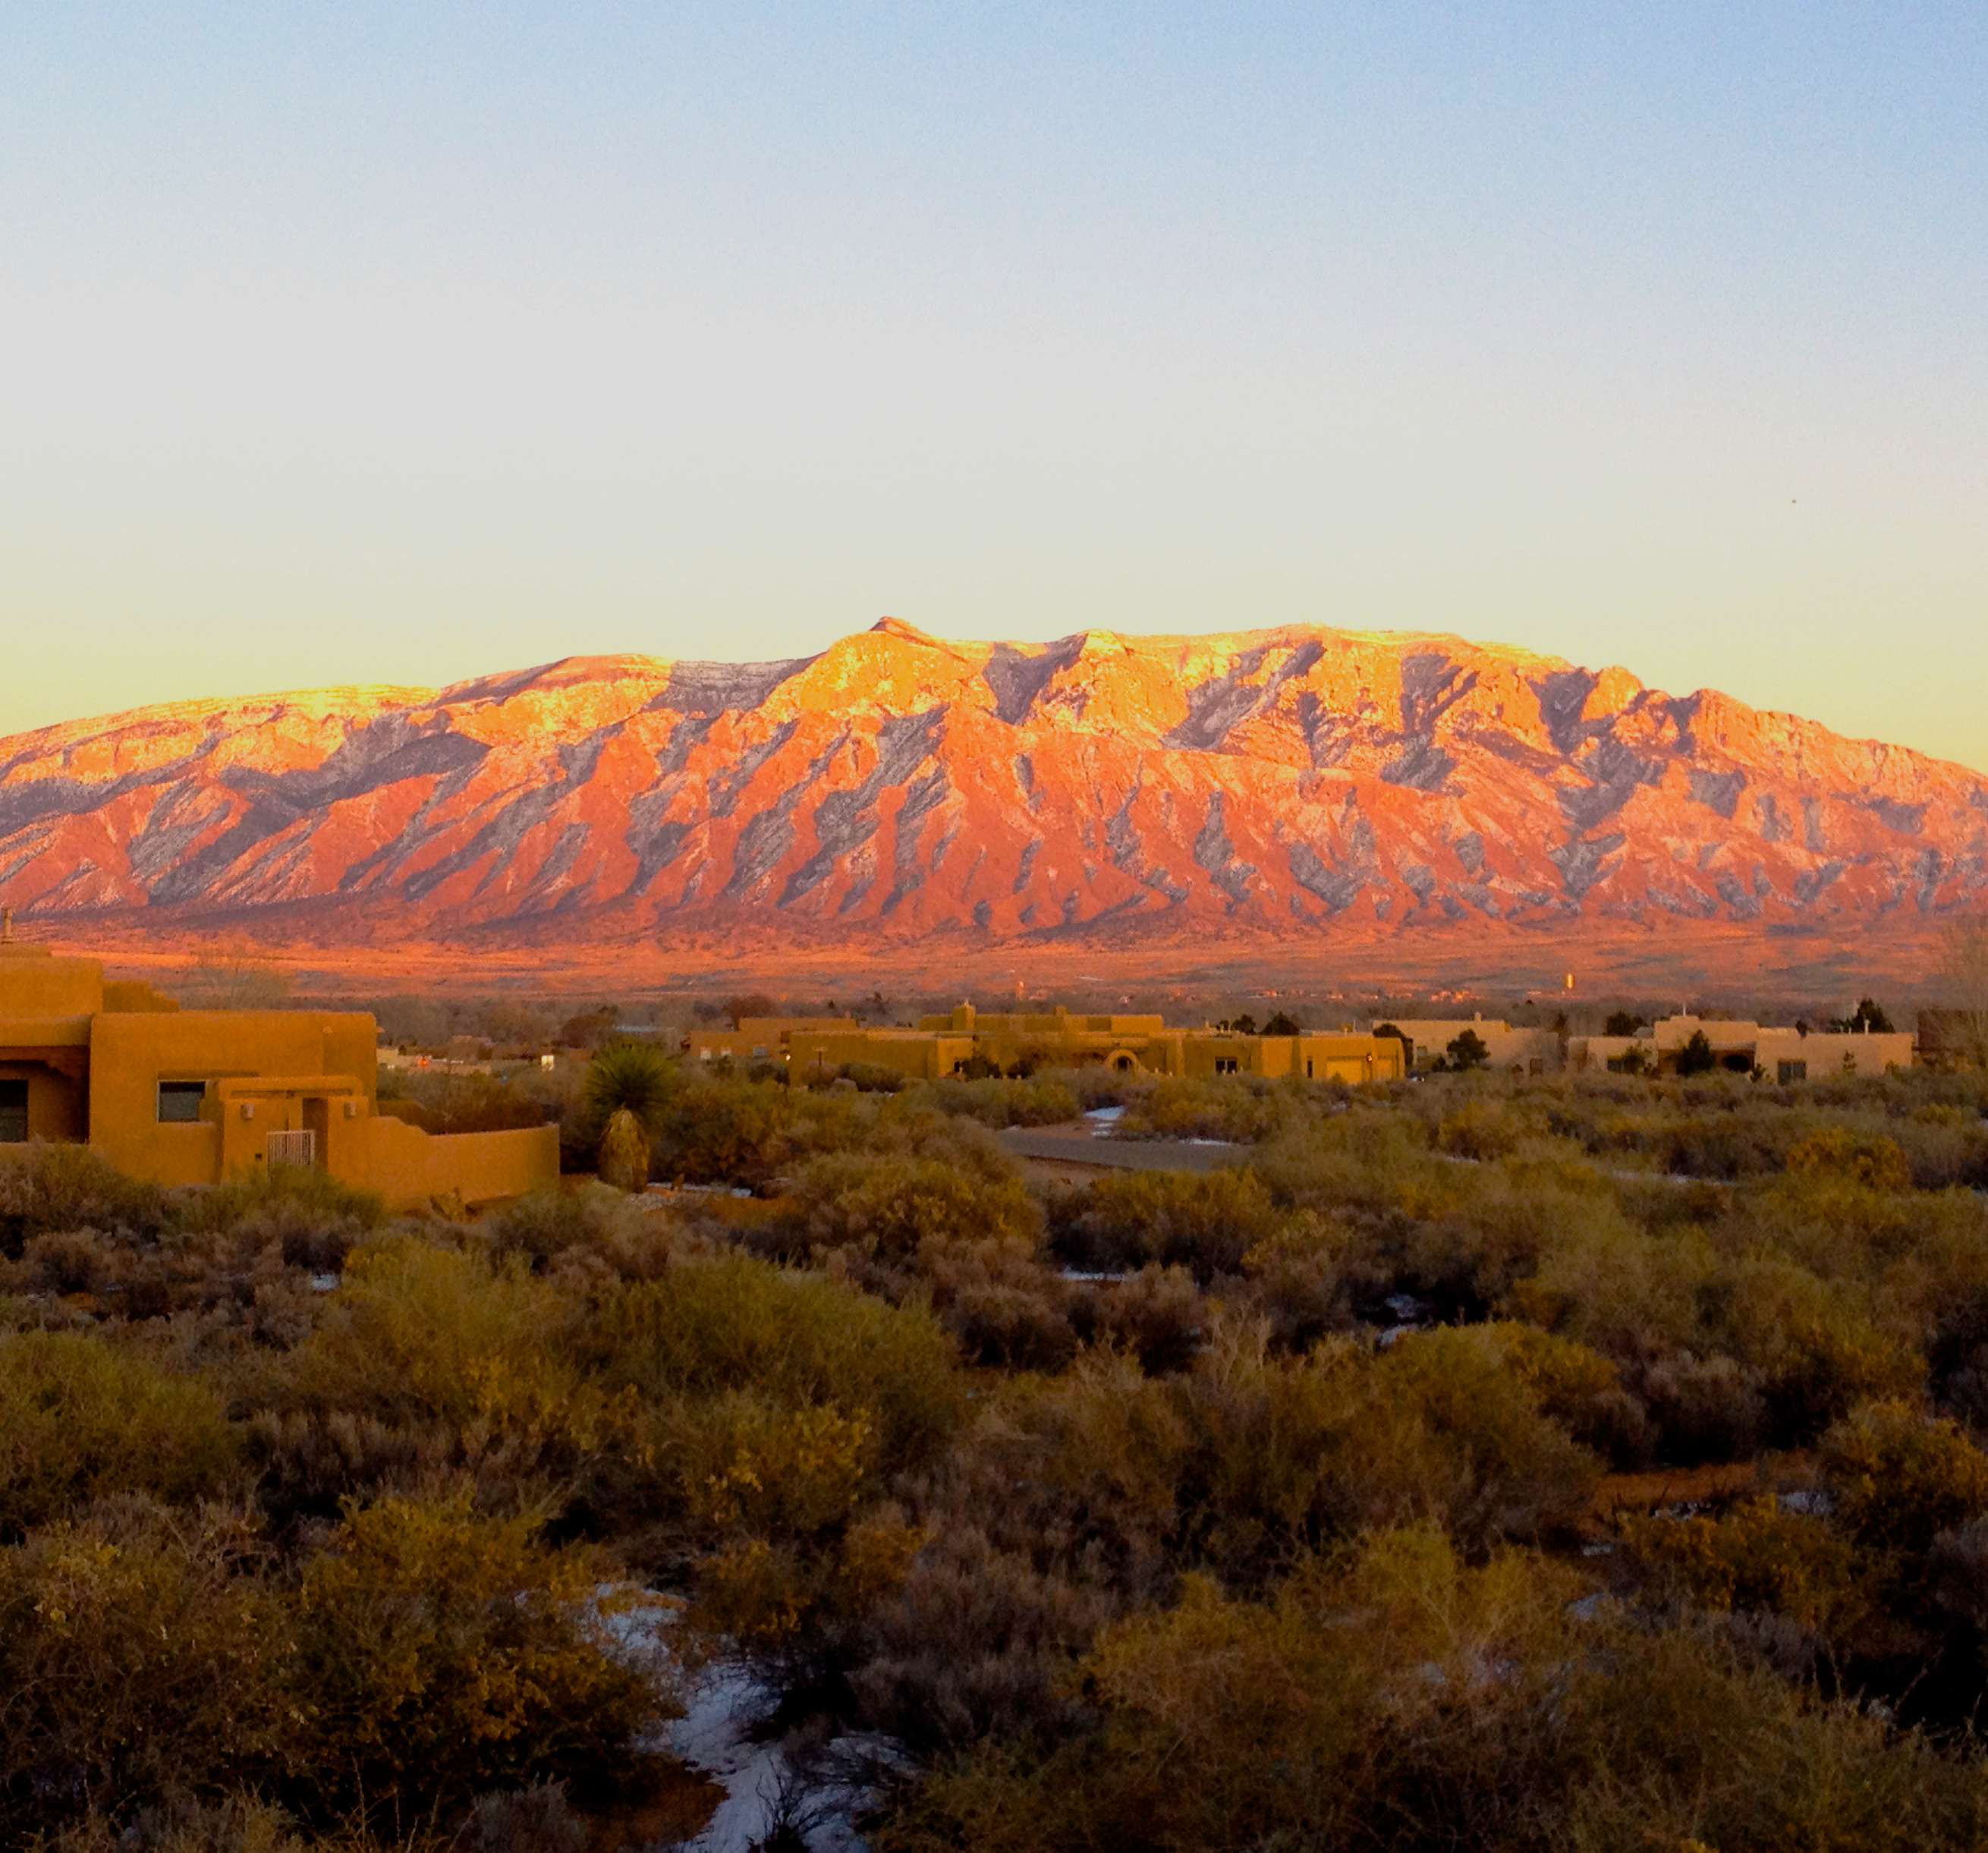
xmin=0 ymin=1079 xmax=26 ymax=1143
xmin=1777 ymin=1059 xmax=1807 ymax=1084
xmin=1214 ymin=1058 xmax=1240 ymax=1075
xmin=158 ymin=1081 xmax=206 ymax=1124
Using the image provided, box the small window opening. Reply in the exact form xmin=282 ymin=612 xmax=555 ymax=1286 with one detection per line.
xmin=158 ymin=1081 xmax=206 ymax=1124
xmin=0 ymin=1079 xmax=27 ymax=1143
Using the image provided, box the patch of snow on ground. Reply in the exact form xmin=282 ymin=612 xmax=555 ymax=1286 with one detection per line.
xmin=666 ymin=1672 xmax=873 ymax=1853
xmin=587 ymin=1590 xmax=873 ymax=1852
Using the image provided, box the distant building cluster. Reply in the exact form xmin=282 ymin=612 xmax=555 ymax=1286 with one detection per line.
xmin=686 ymin=1002 xmax=1409 ymax=1085
xmin=681 ymin=1000 xmax=1943 ymax=1087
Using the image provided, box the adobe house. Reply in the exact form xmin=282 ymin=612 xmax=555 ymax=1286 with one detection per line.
xmin=0 ymin=922 xmax=557 ymax=1208
xmin=1364 ymin=1015 xmax=1561 ymax=1074
xmin=1570 ymin=1013 xmax=1916 ymax=1081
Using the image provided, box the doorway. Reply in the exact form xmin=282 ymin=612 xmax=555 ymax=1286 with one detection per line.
xmin=302 ymin=1097 xmax=330 ymax=1171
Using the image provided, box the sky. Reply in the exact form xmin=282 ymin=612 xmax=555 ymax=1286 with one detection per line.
xmin=4 ymin=2 xmax=1986 ymax=769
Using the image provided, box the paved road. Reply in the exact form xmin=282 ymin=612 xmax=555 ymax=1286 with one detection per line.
xmin=998 ymin=1123 xmax=1247 ymax=1177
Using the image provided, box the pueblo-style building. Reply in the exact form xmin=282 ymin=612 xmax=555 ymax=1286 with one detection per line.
xmin=0 ymin=925 xmax=556 ymax=1208
xmin=687 ymin=1003 xmax=1408 ymax=1086
xmin=1570 ymin=1013 xmax=1916 ymax=1081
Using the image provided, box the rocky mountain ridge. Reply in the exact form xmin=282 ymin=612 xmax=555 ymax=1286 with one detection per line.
xmin=2 ymin=618 xmax=1983 ymax=957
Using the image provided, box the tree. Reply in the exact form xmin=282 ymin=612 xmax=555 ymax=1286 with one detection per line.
xmin=1445 ymin=1028 xmax=1490 ymax=1071
xmin=1262 ymin=1011 xmax=1302 ymax=1037
xmin=1830 ymin=997 xmax=1896 ymax=1034
xmin=725 ymin=993 xmax=777 ymax=1028
xmin=1939 ymin=917 xmax=1988 ymax=1070
xmin=1232 ymin=1013 xmax=1260 ymax=1037
xmin=1604 ymin=1010 xmax=1646 ymax=1038
xmin=174 ymin=942 xmax=294 ymax=1011
xmin=556 ymin=1004 xmax=620 ymax=1050
xmin=1675 ymin=1029 xmax=1719 ymax=1077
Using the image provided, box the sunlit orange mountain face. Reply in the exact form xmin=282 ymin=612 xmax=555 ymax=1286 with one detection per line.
xmin=4 ymin=619 xmax=1982 ymax=996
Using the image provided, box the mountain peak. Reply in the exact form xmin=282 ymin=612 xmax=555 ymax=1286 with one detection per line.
xmin=870 ymin=615 xmax=941 ymax=644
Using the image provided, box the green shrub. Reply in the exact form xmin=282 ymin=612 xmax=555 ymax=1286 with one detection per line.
xmin=780 ymin=1151 xmax=1043 ymax=1261
xmin=247 ymin=1240 xmax=609 ymax=1521
xmin=0 ymin=1142 xmax=170 ymax=1257
xmin=0 ymin=1331 xmax=237 ymax=1536
xmin=1376 ymin=1326 xmax=1603 ymax=1544
xmin=294 ymin=1486 xmax=665 ymax=1819
xmin=175 ymin=1160 xmax=385 ymax=1240
xmin=0 ymin=1498 xmax=292 ymax=1839
xmin=1052 ymin=1169 xmax=1279 ymax=1280
xmin=654 ymin=1078 xmax=801 ymax=1184
xmin=1111 ymin=1077 xmax=1286 ymax=1144
xmin=483 ymin=1181 xmax=662 ymax=1274
xmin=876 ymin=1527 xmax=1988 ymax=1853
xmin=583 ymin=1254 xmax=964 ymax=1479
xmin=911 ymin=1074 xmax=1081 ymax=1127
xmin=1622 ymin=1494 xmax=1857 ymax=1625
xmin=1787 ymin=1126 xmax=1914 ymax=1192
xmin=1822 ymin=1398 xmax=1988 ymax=1559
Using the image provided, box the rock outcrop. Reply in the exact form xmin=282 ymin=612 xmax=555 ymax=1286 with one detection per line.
xmin=3 ymin=619 xmax=1983 ymax=953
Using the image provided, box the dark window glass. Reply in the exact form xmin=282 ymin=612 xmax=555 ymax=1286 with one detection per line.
xmin=158 ymin=1081 xmax=207 ymax=1123
xmin=0 ymin=1079 xmax=26 ymax=1143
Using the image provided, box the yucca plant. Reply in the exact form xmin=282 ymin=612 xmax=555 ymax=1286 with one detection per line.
xmin=597 ymin=1108 xmax=650 ymax=1193
xmin=585 ymin=1040 xmax=673 ymax=1192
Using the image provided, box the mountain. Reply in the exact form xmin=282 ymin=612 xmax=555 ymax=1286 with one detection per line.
xmin=2 ymin=620 xmax=1983 ymax=971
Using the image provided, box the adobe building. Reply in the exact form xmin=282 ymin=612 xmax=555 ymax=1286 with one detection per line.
xmin=1569 ymin=1013 xmax=1915 ymax=1081
xmin=1367 ymin=1015 xmax=1561 ymax=1075
xmin=689 ymin=1002 xmax=1406 ymax=1086
xmin=0 ymin=926 xmax=557 ymax=1208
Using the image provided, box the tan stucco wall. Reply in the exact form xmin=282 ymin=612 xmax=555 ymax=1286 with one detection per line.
xmin=363 ymin=1116 xmax=562 ymax=1209
xmin=1294 ymin=1034 xmax=1407 ymax=1084
xmin=0 ymin=948 xmax=107 ymax=1017
xmin=784 ymin=1030 xmax=975 ymax=1081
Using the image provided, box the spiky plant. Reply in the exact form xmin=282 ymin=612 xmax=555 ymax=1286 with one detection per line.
xmin=585 ymin=1040 xmax=673 ymax=1130
xmin=586 ymin=1040 xmax=673 ymax=1193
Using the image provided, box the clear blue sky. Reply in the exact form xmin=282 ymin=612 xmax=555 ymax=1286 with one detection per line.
xmin=4 ymin=3 xmax=1985 ymax=769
